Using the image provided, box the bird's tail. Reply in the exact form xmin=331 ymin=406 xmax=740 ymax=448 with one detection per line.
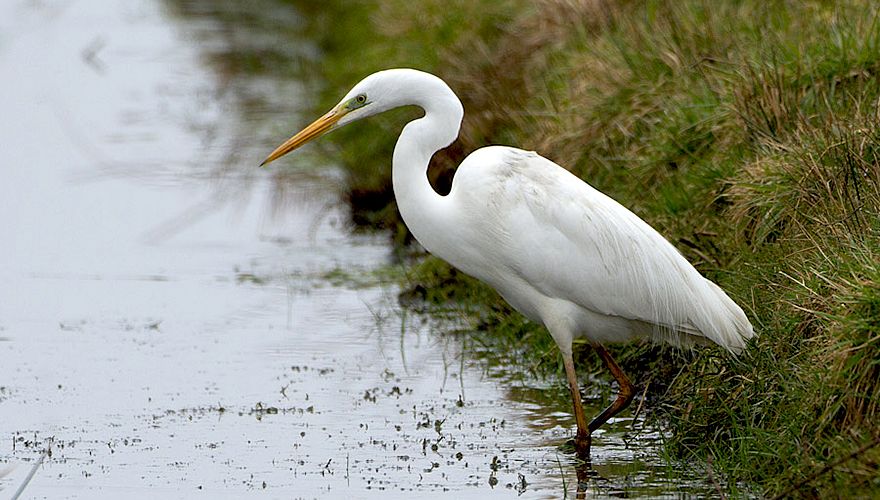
xmin=694 ymin=279 xmax=755 ymax=354
xmin=650 ymin=277 xmax=754 ymax=355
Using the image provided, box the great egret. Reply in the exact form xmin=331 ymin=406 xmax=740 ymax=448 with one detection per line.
xmin=261 ymin=68 xmax=754 ymax=458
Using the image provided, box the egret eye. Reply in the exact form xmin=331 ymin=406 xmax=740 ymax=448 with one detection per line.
xmin=345 ymin=93 xmax=368 ymax=111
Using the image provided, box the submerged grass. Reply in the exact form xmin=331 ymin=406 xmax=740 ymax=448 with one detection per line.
xmin=291 ymin=0 xmax=880 ymax=496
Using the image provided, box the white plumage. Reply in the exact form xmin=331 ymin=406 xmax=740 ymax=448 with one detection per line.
xmin=429 ymin=146 xmax=753 ymax=354
xmin=261 ymin=68 xmax=755 ymax=457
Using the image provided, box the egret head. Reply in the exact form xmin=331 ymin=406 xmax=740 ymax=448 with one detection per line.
xmin=260 ymin=69 xmax=460 ymax=167
xmin=259 ymin=72 xmax=393 ymax=167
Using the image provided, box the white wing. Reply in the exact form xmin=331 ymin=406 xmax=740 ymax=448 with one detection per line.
xmin=448 ymin=146 xmax=753 ymax=352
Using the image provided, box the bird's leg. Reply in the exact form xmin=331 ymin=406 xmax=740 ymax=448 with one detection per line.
xmin=588 ymin=343 xmax=635 ymax=433
xmin=562 ymin=351 xmax=591 ymax=458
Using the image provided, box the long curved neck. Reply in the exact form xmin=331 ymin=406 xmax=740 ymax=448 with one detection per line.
xmin=391 ymin=77 xmax=464 ymax=254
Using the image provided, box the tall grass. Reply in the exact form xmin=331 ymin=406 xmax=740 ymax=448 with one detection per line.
xmin=294 ymin=0 xmax=880 ymax=495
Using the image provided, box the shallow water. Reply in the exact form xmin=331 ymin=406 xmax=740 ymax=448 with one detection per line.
xmin=0 ymin=1 xmax=715 ymax=498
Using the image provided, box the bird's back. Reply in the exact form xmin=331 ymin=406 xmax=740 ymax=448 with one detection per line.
xmin=444 ymin=146 xmax=754 ymax=353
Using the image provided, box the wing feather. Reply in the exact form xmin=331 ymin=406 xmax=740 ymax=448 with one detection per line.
xmin=454 ymin=147 xmax=753 ymax=352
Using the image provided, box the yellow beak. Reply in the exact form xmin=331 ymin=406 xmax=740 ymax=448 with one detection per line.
xmin=260 ymin=108 xmax=344 ymax=166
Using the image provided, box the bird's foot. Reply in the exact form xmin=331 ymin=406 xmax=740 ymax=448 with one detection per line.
xmin=562 ymin=432 xmax=591 ymax=461
xmin=574 ymin=432 xmax=591 ymax=460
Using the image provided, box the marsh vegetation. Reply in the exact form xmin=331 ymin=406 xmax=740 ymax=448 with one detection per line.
xmin=292 ymin=1 xmax=880 ymax=497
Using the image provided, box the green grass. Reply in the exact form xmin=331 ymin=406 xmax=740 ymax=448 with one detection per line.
xmin=291 ymin=0 xmax=880 ymax=496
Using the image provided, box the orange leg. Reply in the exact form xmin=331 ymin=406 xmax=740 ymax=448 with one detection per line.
xmin=561 ymin=351 xmax=591 ymax=458
xmin=588 ymin=343 xmax=635 ymax=433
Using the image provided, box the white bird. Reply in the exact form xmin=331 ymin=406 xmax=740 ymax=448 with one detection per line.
xmin=261 ymin=68 xmax=754 ymax=457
